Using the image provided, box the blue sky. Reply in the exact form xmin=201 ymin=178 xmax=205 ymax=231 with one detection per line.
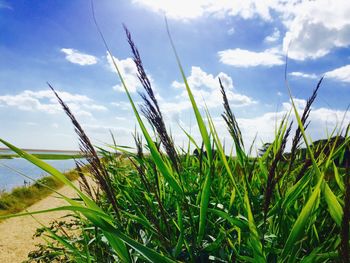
xmin=0 ymin=0 xmax=349 ymax=151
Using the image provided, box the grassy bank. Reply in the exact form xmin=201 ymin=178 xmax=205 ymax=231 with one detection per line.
xmin=0 ymin=169 xmax=79 ymax=217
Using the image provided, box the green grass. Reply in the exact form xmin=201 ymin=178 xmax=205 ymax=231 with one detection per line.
xmin=0 ymin=169 xmax=79 ymax=217
xmin=0 ymin=23 xmax=349 ymax=263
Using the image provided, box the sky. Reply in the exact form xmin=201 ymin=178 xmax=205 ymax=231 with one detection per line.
xmin=0 ymin=0 xmax=349 ymax=152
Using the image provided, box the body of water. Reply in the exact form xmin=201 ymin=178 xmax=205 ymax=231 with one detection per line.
xmin=0 ymin=151 xmax=81 ymax=192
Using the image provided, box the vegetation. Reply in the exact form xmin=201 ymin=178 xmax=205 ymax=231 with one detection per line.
xmin=0 ymin=24 xmax=349 ymax=263
xmin=0 ymin=170 xmax=79 ymax=217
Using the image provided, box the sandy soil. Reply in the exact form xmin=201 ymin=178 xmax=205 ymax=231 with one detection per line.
xmin=0 ymin=183 xmax=79 ymax=263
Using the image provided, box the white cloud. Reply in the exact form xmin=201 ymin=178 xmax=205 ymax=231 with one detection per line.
xmin=289 ymin=71 xmax=318 ymax=79
xmin=325 ymin=65 xmax=350 ymax=83
xmin=218 ymin=48 xmax=284 ymax=67
xmin=264 ymin=28 xmax=280 ymax=43
xmin=85 ymin=124 xmax=132 ymax=136
xmin=61 ymin=48 xmax=98 ymax=66
xmin=131 ymin=0 xmax=276 ymax=21
xmin=168 ymin=66 xmax=256 ymax=112
xmin=84 ymin=104 xmax=108 ymax=111
xmin=115 ymin=116 xmax=127 ymax=121
xmin=0 ymin=89 xmax=104 ymax=117
xmin=111 ymin=101 xmax=132 ymax=111
xmin=107 ymin=54 xmax=142 ymax=93
xmin=282 ymin=98 xmax=307 ymax=112
xmin=132 ymin=1 xmax=350 ymax=61
xmin=282 ymin=0 xmax=350 ymax=60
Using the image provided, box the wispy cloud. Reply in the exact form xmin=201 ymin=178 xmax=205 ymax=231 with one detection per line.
xmin=111 ymin=101 xmax=132 ymax=111
xmin=0 ymin=89 xmax=105 ymax=117
xmin=325 ymin=65 xmax=350 ymax=83
xmin=289 ymin=71 xmax=318 ymax=79
xmin=131 ymin=0 xmax=274 ymax=21
xmin=264 ymin=28 xmax=280 ymax=43
xmin=85 ymin=124 xmax=132 ymax=136
xmin=227 ymin=27 xmax=235 ymax=35
xmin=61 ymin=48 xmax=98 ymax=66
xmin=218 ymin=48 xmax=284 ymax=67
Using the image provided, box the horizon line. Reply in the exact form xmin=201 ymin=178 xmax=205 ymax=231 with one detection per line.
xmin=0 ymin=147 xmax=81 ymax=153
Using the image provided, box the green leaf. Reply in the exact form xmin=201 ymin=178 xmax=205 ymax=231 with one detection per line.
xmin=244 ymin=186 xmax=265 ymax=262
xmin=281 ymin=175 xmax=323 ymax=260
xmin=333 ymin=162 xmax=344 ymax=192
xmin=174 ymin=202 xmax=184 ymax=258
xmin=323 ymin=181 xmax=343 ymax=226
xmin=197 ymin=169 xmax=212 ymax=243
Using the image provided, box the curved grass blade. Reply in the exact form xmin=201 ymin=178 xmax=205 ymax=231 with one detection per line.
xmin=323 ymin=181 xmax=343 ymax=226
xmin=281 ymin=175 xmax=323 ymax=260
xmin=197 ymin=168 xmax=212 ymax=244
xmin=333 ymin=162 xmax=345 ymax=192
xmin=244 ymin=185 xmax=265 ymax=262
xmin=174 ymin=202 xmax=184 ymax=258
xmin=165 ymin=17 xmax=212 ymax=163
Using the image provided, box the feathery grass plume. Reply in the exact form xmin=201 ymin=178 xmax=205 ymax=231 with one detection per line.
xmin=289 ymin=77 xmax=323 ymax=174
xmin=123 ymin=25 xmax=180 ymax=173
xmin=76 ymin=161 xmax=98 ymax=202
xmin=340 ymin=151 xmax=350 ymax=262
xmin=264 ymin=121 xmax=292 ymax=221
xmin=219 ymin=78 xmax=244 ymax=151
xmin=48 ymin=83 xmax=120 ymax=218
xmin=130 ymin=132 xmax=151 ymax=192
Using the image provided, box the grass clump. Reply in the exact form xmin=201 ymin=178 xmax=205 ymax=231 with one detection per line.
xmin=0 ymin=23 xmax=349 ymax=263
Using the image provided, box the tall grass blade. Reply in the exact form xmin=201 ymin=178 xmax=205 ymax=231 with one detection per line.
xmin=165 ymin=17 xmax=212 ymax=163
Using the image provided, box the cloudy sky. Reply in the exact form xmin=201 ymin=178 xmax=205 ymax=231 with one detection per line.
xmin=0 ymin=0 xmax=349 ymax=152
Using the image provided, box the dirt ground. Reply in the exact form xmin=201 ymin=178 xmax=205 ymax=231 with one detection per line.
xmin=0 ymin=183 xmax=78 ymax=263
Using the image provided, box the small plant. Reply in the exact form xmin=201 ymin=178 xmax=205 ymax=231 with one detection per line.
xmin=0 ymin=23 xmax=349 ymax=263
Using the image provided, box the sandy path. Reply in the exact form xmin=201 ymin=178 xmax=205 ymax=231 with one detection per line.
xmin=0 ymin=182 xmax=79 ymax=263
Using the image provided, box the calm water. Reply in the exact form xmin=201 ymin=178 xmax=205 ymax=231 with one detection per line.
xmin=0 ymin=151 xmax=81 ymax=191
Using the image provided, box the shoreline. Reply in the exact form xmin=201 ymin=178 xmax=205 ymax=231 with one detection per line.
xmin=0 ymin=148 xmax=81 ymax=154
xmin=0 ymin=168 xmax=79 ymax=218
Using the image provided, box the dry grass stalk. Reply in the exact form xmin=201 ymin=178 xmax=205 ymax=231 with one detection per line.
xmin=289 ymin=77 xmax=323 ymax=174
xmin=219 ymin=78 xmax=244 ymax=150
xmin=264 ymin=121 xmax=292 ymax=221
xmin=123 ymin=25 xmax=180 ymax=173
xmin=48 ymin=84 xmax=120 ymax=218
